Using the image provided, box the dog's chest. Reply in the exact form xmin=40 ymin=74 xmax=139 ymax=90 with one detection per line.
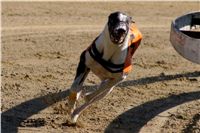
xmin=95 ymin=36 xmax=128 ymax=65
xmin=85 ymin=52 xmax=123 ymax=80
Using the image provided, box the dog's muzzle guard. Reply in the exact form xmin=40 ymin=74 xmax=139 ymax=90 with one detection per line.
xmin=108 ymin=21 xmax=129 ymax=44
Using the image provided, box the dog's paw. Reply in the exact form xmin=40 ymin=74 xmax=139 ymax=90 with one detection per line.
xmin=71 ymin=113 xmax=79 ymax=124
xmin=62 ymin=119 xmax=84 ymax=128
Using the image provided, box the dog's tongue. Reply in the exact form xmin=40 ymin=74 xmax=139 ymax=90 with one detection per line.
xmin=113 ymin=36 xmax=124 ymax=44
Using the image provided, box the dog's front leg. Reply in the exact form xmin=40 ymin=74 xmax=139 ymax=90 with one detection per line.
xmin=71 ymin=76 xmax=125 ymax=123
xmin=68 ymin=51 xmax=90 ymax=114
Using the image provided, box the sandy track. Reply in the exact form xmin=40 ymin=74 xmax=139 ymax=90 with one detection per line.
xmin=2 ymin=1 xmax=200 ymax=133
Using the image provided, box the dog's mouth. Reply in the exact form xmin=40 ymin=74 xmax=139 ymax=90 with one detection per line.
xmin=109 ymin=24 xmax=128 ymax=44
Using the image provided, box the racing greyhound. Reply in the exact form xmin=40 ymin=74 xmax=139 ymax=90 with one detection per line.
xmin=67 ymin=11 xmax=142 ymax=123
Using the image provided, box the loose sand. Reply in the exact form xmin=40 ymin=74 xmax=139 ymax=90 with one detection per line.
xmin=1 ymin=1 xmax=200 ymax=133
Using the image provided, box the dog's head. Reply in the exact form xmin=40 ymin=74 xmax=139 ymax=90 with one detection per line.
xmin=108 ymin=11 xmax=132 ymax=44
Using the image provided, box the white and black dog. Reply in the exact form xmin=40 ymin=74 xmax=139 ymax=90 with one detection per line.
xmin=68 ymin=11 xmax=142 ymax=123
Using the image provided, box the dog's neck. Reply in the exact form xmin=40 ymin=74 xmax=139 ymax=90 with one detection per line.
xmin=95 ymin=24 xmax=130 ymax=65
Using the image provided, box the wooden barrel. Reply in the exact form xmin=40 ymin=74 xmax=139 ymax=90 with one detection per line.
xmin=170 ymin=11 xmax=200 ymax=64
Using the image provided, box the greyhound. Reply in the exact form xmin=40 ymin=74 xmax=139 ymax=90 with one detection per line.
xmin=67 ymin=11 xmax=142 ymax=123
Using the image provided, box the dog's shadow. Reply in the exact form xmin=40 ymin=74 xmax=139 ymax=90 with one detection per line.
xmin=104 ymin=91 xmax=200 ymax=133
xmin=1 ymin=90 xmax=71 ymax=133
xmin=105 ymin=71 xmax=200 ymax=133
xmin=1 ymin=71 xmax=200 ymax=133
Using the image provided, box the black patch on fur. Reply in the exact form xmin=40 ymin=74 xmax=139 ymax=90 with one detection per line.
xmin=74 ymin=51 xmax=90 ymax=85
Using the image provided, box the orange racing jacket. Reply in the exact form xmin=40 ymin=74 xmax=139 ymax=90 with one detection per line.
xmin=123 ymin=23 xmax=142 ymax=74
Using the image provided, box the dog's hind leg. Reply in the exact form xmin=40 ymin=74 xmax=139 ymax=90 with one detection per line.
xmin=68 ymin=51 xmax=90 ymax=114
xmin=71 ymin=76 xmax=125 ymax=123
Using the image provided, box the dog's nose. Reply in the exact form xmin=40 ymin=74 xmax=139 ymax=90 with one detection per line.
xmin=117 ymin=28 xmax=126 ymax=34
xmin=114 ymin=28 xmax=126 ymax=36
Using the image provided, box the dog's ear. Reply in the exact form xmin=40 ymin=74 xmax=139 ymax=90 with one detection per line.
xmin=128 ymin=16 xmax=134 ymax=23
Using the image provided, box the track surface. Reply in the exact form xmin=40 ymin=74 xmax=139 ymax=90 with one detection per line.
xmin=2 ymin=2 xmax=200 ymax=133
